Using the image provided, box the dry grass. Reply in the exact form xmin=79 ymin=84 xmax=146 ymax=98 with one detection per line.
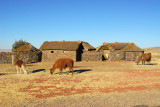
xmin=0 ymin=56 xmax=160 ymax=107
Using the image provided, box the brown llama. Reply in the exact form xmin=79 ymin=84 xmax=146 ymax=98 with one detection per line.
xmin=137 ymin=53 xmax=151 ymax=65
xmin=15 ymin=60 xmax=28 ymax=74
xmin=50 ymin=58 xmax=74 ymax=75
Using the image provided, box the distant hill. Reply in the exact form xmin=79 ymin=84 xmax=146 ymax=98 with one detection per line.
xmin=144 ymin=47 xmax=160 ymax=55
xmin=0 ymin=49 xmax=11 ymax=52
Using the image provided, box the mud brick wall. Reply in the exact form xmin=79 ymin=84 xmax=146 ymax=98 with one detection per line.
xmin=41 ymin=50 xmax=77 ymax=62
xmin=82 ymin=52 xmax=103 ymax=61
xmin=0 ymin=52 xmax=13 ymax=64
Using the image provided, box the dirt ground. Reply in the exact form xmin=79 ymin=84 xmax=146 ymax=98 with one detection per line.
xmin=0 ymin=57 xmax=160 ymax=107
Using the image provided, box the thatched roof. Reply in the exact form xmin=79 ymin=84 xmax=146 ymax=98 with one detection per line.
xmin=96 ymin=42 xmax=144 ymax=52
xmin=82 ymin=42 xmax=95 ymax=50
xmin=40 ymin=41 xmax=95 ymax=51
xmin=120 ymin=43 xmax=144 ymax=51
xmin=40 ymin=41 xmax=82 ymax=51
xmin=13 ymin=43 xmax=39 ymax=52
xmin=103 ymin=42 xmax=129 ymax=50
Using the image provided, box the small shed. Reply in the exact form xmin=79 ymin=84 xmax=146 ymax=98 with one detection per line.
xmin=40 ymin=41 xmax=95 ymax=62
xmin=96 ymin=42 xmax=144 ymax=61
xmin=12 ymin=43 xmax=42 ymax=63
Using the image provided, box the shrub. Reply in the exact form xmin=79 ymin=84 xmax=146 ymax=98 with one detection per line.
xmin=12 ymin=39 xmax=28 ymax=50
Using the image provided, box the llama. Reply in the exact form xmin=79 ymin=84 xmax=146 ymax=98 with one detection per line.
xmin=15 ymin=60 xmax=28 ymax=74
xmin=137 ymin=53 xmax=151 ymax=65
xmin=50 ymin=58 xmax=74 ymax=75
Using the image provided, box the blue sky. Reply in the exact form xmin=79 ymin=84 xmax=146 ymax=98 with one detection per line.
xmin=0 ymin=0 xmax=160 ymax=49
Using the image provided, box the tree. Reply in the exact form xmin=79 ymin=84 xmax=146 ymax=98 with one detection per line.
xmin=12 ymin=39 xmax=28 ymax=50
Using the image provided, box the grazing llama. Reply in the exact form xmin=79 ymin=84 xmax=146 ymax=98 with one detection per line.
xmin=15 ymin=60 xmax=28 ymax=74
xmin=137 ymin=53 xmax=151 ymax=65
xmin=50 ymin=58 xmax=74 ymax=75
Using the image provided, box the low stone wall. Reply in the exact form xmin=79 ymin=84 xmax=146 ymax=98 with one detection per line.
xmin=108 ymin=51 xmax=125 ymax=61
xmin=82 ymin=52 xmax=103 ymax=61
xmin=108 ymin=51 xmax=143 ymax=61
xmin=15 ymin=51 xmax=42 ymax=64
xmin=0 ymin=52 xmax=13 ymax=64
xmin=42 ymin=50 xmax=77 ymax=62
xmin=0 ymin=51 xmax=42 ymax=64
xmin=125 ymin=51 xmax=143 ymax=61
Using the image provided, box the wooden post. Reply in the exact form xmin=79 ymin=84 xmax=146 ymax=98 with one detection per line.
xmin=11 ymin=54 xmax=14 ymax=65
xmin=11 ymin=53 xmax=18 ymax=65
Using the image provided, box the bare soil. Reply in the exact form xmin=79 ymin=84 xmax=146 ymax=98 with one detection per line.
xmin=0 ymin=58 xmax=160 ymax=107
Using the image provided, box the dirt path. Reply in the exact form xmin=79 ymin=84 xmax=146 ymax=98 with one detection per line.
xmin=0 ymin=61 xmax=160 ymax=107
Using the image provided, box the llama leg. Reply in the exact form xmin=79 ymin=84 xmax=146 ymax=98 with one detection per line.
xmin=59 ymin=69 xmax=63 ymax=75
xmin=20 ymin=68 xmax=22 ymax=74
xmin=71 ymin=68 xmax=74 ymax=75
xmin=137 ymin=60 xmax=139 ymax=65
xmin=22 ymin=65 xmax=27 ymax=74
xmin=23 ymin=68 xmax=27 ymax=74
xmin=16 ymin=66 xmax=19 ymax=74
xmin=67 ymin=68 xmax=71 ymax=75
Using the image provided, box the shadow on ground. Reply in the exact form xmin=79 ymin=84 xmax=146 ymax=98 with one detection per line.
xmin=0 ymin=73 xmax=7 ymax=76
xmin=74 ymin=69 xmax=92 ymax=73
xmin=53 ymin=69 xmax=92 ymax=75
xmin=134 ymin=105 xmax=160 ymax=107
xmin=137 ymin=63 xmax=158 ymax=65
xmin=31 ymin=69 xmax=46 ymax=73
xmin=145 ymin=63 xmax=158 ymax=65
xmin=0 ymin=73 xmax=15 ymax=76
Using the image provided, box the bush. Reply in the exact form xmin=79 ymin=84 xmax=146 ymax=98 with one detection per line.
xmin=12 ymin=39 xmax=28 ymax=50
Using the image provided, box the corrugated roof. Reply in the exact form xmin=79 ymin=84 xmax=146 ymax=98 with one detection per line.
xmin=13 ymin=43 xmax=39 ymax=52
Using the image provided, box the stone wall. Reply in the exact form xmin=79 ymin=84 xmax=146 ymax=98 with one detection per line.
xmin=0 ymin=52 xmax=13 ymax=64
xmin=82 ymin=52 xmax=103 ymax=61
xmin=41 ymin=50 xmax=77 ymax=62
xmin=15 ymin=51 xmax=42 ymax=64
xmin=125 ymin=51 xmax=143 ymax=61
xmin=108 ymin=51 xmax=125 ymax=61
xmin=0 ymin=51 xmax=42 ymax=64
xmin=108 ymin=50 xmax=143 ymax=61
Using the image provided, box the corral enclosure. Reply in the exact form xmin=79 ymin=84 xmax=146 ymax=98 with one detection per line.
xmin=0 ymin=44 xmax=42 ymax=64
xmin=0 ymin=55 xmax=160 ymax=107
xmin=0 ymin=52 xmax=13 ymax=64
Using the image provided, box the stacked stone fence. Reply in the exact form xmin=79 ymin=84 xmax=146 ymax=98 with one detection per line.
xmin=125 ymin=51 xmax=143 ymax=61
xmin=82 ymin=52 xmax=103 ymax=61
xmin=108 ymin=51 xmax=125 ymax=61
xmin=42 ymin=50 xmax=77 ymax=62
xmin=15 ymin=51 xmax=42 ymax=64
xmin=108 ymin=50 xmax=143 ymax=61
xmin=0 ymin=52 xmax=13 ymax=64
xmin=0 ymin=51 xmax=42 ymax=64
